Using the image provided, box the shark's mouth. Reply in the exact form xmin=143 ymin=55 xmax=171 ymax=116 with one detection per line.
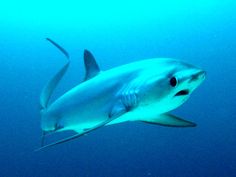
xmin=175 ymin=89 xmax=189 ymax=96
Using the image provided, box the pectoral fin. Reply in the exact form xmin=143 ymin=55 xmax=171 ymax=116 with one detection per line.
xmin=142 ymin=114 xmax=196 ymax=127
xmin=109 ymin=100 xmax=128 ymax=118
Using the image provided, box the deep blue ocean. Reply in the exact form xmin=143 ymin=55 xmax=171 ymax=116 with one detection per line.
xmin=0 ymin=0 xmax=235 ymax=177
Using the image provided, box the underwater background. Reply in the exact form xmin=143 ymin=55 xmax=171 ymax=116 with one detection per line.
xmin=0 ymin=0 xmax=235 ymax=177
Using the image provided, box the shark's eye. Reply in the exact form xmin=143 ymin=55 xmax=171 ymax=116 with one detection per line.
xmin=170 ymin=77 xmax=177 ymax=87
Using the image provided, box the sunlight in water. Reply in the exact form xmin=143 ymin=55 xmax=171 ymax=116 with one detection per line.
xmin=0 ymin=0 xmax=227 ymax=28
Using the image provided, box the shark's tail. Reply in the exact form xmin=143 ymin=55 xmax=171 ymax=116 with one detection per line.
xmin=39 ymin=38 xmax=70 ymax=147
xmin=35 ymin=115 xmax=118 ymax=152
xmin=40 ymin=38 xmax=70 ymax=109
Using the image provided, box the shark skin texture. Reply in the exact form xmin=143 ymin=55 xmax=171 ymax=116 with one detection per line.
xmin=37 ymin=38 xmax=206 ymax=150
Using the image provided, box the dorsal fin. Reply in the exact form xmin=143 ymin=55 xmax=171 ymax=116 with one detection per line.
xmin=40 ymin=38 xmax=70 ymax=109
xmin=83 ymin=50 xmax=100 ymax=81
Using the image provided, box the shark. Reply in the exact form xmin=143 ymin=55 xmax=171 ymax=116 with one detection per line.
xmin=38 ymin=38 xmax=206 ymax=150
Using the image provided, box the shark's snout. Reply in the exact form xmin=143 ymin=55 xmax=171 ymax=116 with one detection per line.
xmin=173 ymin=69 xmax=205 ymax=98
xmin=190 ymin=70 xmax=206 ymax=82
xmin=197 ymin=70 xmax=206 ymax=79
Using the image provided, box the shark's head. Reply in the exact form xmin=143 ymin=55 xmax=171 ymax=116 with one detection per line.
xmin=139 ymin=58 xmax=206 ymax=113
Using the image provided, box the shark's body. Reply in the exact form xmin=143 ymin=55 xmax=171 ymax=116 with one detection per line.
xmin=38 ymin=39 xmax=205 ymax=150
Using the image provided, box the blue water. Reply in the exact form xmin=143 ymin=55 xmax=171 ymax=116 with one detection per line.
xmin=0 ymin=0 xmax=235 ymax=177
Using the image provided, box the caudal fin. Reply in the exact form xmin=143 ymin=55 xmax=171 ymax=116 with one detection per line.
xmin=35 ymin=115 xmax=119 ymax=151
xmin=40 ymin=38 xmax=70 ymax=109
